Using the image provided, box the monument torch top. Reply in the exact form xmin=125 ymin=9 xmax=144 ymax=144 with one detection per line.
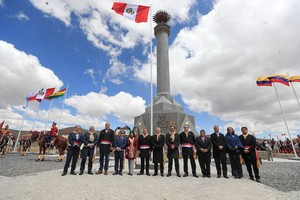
xmin=153 ymin=10 xmax=171 ymax=24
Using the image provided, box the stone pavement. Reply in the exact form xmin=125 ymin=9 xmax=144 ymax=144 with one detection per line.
xmin=0 ymin=158 xmax=299 ymax=200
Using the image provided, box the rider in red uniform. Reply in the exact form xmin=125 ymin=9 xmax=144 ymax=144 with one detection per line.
xmin=49 ymin=122 xmax=58 ymax=145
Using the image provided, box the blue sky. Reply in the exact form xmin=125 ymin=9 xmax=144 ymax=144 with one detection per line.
xmin=0 ymin=0 xmax=300 ymax=139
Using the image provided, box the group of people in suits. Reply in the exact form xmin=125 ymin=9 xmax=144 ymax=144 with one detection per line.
xmin=61 ymin=123 xmax=261 ymax=183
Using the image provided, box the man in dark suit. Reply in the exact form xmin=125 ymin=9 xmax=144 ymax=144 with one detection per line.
xmin=195 ymin=130 xmax=211 ymax=178
xmin=166 ymin=126 xmax=181 ymax=177
xmin=152 ymin=127 xmax=165 ymax=177
xmin=180 ymin=124 xmax=198 ymax=178
xmin=79 ymin=126 xmax=99 ymax=175
xmin=211 ymin=125 xmax=228 ymax=178
xmin=113 ymin=128 xmax=128 ymax=176
xmin=96 ymin=122 xmax=115 ymax=175
xmin=239 ymin=126 xmax=260 ymax=182
xmin=62 ymin=125 xmax=84 ymax=176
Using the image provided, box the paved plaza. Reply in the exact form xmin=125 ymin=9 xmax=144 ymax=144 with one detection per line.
xmin=0 ymin=156 xmax=299 ymax=200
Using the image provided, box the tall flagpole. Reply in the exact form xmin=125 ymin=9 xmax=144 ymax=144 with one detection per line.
xmin=149 ymin=4 xmax=153 ymax=136
xmin=57 ymin=84 xmax=69 ymax=134
xmin=287 ymin=73 xmax=300 ymax=108
xmin=272 ymin=83 xmax=298 ymax=157
xmin=44 ymin=99 xmax=54 ymax=133
xmin=31 ymin=103 xmax=41 ymax=131
xmin=290 ymin=82 xmax=300 ymax=107
xmin=13 ymin=106 xmax=28 ymax=152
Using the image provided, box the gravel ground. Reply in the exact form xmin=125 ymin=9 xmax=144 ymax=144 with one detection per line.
xmin=1 ymin=153 xmax=299 ymax=192
xmin=0 ymin=152 xmax=64 ymax=177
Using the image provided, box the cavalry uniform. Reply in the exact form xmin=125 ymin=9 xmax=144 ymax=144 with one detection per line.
xmin=151 ymin=133 xmax=165 ymax=176
xmin=195 ymin=135 xmax=211 ymax=177
xmin=97 ymin=128 xmax=115 ymax=174
xmin=62 ymin=131 xmax=84 ymax=175
xmin=166 ymin=132 xmax=180 ymax=176
xmin=239 ymin=134 xmax=260 ymax=181
xmin=211 ymin=132 xmax=228 ymax=177
xmin=180 ymin=131 xmax=197 ymax=177
xmin=80 ymin=132 xmax=99 ymax=175
xmin=138 ymin=134 xmax=152 ymax=175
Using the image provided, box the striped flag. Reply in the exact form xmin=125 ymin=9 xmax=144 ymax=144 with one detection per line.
xmin=46 ymin=88 xmax=67 ymax=99
xmin=35 ymin=88 xmax=55 ymax=101
xmin=289 ymin=76 xmax=300 ymax=83
xmin=112 ymin=2 xmax=150 ymax=23
xmin=268 ymin=74 xmax=290 ymax=86
xmin=256 ymin=76 xmax=272 ymax=86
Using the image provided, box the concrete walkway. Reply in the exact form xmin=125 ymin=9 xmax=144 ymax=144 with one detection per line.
xmin=0 ymin=159 xmax=299 ymax=200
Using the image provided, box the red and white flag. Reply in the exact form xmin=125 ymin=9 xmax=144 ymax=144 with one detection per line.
xmin=112 ymin=2 xmax=150 ymax=23
xmin=35 ymin=88 xmax=55 ymax=102
xmin=0 ymin=120 xmax=5 ymax=130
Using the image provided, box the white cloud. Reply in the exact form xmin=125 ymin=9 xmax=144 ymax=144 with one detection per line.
xmin=0 ymin=40 xmax=63 ymax=108
xmin=134 ymin=0 xmax=300 ymax=135
xmin=65 ymin=91 xmax=146 ymax=124
xmin=29 ymin=0 xmax=196 ymax=56
xmin=15 ymin=11 xmax=29 ymax=21
xmin=84 ymin=68 xmax=98 ymax=86
xmin=0 ymin=0 xmax=4 ymax=7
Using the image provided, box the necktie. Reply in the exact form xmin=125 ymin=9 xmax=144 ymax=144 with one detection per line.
xmin=202 ymin=137 xmax=205 ymax=143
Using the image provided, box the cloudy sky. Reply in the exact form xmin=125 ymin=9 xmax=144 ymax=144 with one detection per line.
xmin=0 ymin=0 xmax=299 ymax=139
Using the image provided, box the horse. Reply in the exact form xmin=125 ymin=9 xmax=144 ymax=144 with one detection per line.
xmin=6 ymin=137 xmax=14 ymax=152
xmin=36 ymin=134 xmax=68 ymax=162
xmin=0 ymin=133 xmax=9 ymax=155
xmin=20 ymin=131 xmax=40 ymax=156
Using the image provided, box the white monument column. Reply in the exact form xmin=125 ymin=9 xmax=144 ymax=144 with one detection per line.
xmin=154 ymin=22 xmax=171 ymax=96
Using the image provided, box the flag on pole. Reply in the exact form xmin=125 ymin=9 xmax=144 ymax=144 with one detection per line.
xmin=0 ymin=120 xmax=5 ymax=130
xmin=268 ymin=74 xmax=290 ymax=86
xmin=46 ymin=88 xmax=67 ymax=99
xmin=112 ymin=2 xmax=150 ymax=23
xmin=23 ymin=92 xmax=38 ymax=108
xmin=35 ymin=88 xmax=55 ymax=102
xmin=289 ymin=76 xmax=300 ymax=83
xmin=256 ymin=76 xmax=272 ymax=86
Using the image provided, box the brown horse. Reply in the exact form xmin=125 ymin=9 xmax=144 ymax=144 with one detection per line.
xmin=21 ymin=131 xmax=40 ymax=156
xmin=0 ymin=133 xmax=9 ymax=155
xmin=36 ymin=134 xmax=68 ymax=162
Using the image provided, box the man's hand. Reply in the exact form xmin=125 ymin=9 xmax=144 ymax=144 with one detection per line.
xmin=219 ymin=145 xmax=223 ymax=150
xmin=244 ymin=149 xmax=250 ymax=153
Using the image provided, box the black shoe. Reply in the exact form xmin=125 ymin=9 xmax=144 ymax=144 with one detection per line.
xmin=161 ymin=173 xmax=164 ymax=177
xmin=237 ymin=176 xmax=241 ymax=179
xmin=119 ymin=172 xmax=123 ymax=176
xmin=88 ymin=172 xmax=93 ymax=175
xmin=79 ymin=171 xmax=83 ymax=175
xmin=217 ymin=175 xmax=221 ymax=178
xmin=166 ymin=173 xmax=171 ymax=177
xmin=152 ymin=173 xmax=158 ymax=176
xmin=183 ymin=173 xmax=188 ymax=177
xmin=70 ymin=172 xmax=77 ymax=175
xmin=193 ymin=174 xmax=199 ymax=178
xmin=113 ymin=172 xmax=118 ymax=175
xmin=207 ymin=175 xmax=211 ymax=178
xmin=146 ymin=173 xmax=150 ymax=176
xmin=137 ymin=173 xmax=144 ymax=175
xmin=177 ymin=174 xmax=181 ymax=177
xmin=202 ymin=175 xmax=206 ymax=178
xmin=256 ymin=178 xmax=261 ymax=183
xmin=224 ymin=175 xmax=229 ymax=179
xmin=61 ymin=172 xmax=67 ymax=176
xmin=249 ymin=177 xmax=255 ymax=181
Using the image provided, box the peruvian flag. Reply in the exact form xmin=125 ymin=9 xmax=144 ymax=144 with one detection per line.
xmin=112 ymin=2 xmax=150 ymax=23
xmin=35 ymin=88 xmax=55 ymax=102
